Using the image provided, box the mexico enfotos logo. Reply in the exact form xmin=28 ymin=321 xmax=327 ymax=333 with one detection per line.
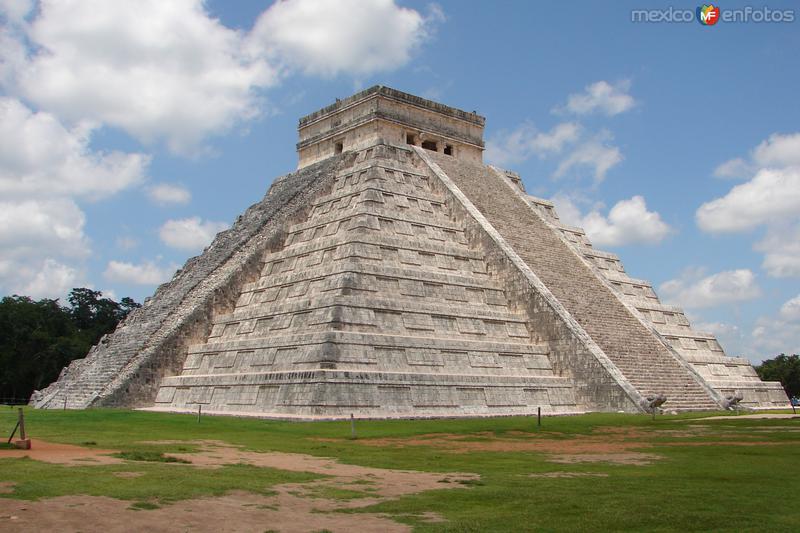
xmin=632 ymin=4 xmax=795 ymax=24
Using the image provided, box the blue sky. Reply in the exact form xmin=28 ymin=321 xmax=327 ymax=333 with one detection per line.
xmin=1 ymin=0 xmax=798 ymax=363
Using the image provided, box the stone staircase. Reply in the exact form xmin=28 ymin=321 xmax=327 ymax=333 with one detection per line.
xmin=426 ymin=152 xmax=721 ymax=411
xmin=152 ymin=144 xmax=580 ymax=417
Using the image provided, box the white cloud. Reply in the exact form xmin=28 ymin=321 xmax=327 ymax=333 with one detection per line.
xmin=147 ymin=183 xmax=191 ymax=206
xmin=0 ymin=97 xmax=147 ymax=298
xmin=0 ymin=97 xmax=149 ymax=200
xmin=486 ymin=122 xmax=580 ymax=167
xmin=693 ymin=319 xmax=745 ymax=357
xmin=3 ymin=0 xmax=438 ymax=154
xmin=752 ymin=132 xmax=800 ymax=168
xmin=9 ymin=0 xmax=276 ymax=154
xmin=0 ymin=0 xmax=32 ymax=23
xmin=104 ymin=259 xmax=176 ymax=285
xmin=699 ymin=132 xmax=800 ymax=233
xmin=21 ymin=259 xmax=79 ymax=299
xmin=751 ymin=295 xmax=800 ymax=358
xmin=659 ymin=268 xmax=761 ymax=309
xmin=554 ymin=130 xmax=622 ymax=183
xmin=548 ymin=192 xmax=584 ymax=227
xmin=780 ymin=294 xmax=800 ymax=322
xmin=0 ymin=197 xmax=89 ymax=298
xmin=700 ymin=132 xmax=800 ymax=280
xmin=251 ymin=0 xmax=440 ymax=77
xmin=713 ymin=157 xmax=752 ymax=179
xmin=578 ymin=196 xmax=671 ymax=247
xmin=0 ymin=198 xmax=89 ymax=260
xmin=696 ymin=167 xmax=800 ymax=233
xmin=159 ymin=217 xmax=229 ymax=252
xmin=754 ymin=224 xmax=800 ymax=278
xmin=560 ymin=80 xmax=635 ymax=116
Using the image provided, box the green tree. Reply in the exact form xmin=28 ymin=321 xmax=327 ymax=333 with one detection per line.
xmin=0 ymin=289 xmax=139 ymax=403
xmin=755 ymin=354 xmax=800 ymax=398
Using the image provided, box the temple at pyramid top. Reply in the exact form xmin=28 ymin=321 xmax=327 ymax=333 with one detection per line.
xmin=297 ymin=85 xmax=486 ymax=168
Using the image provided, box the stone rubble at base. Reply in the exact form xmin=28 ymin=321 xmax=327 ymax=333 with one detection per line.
xmin=31 ymin=86 xmax=788 ymax=417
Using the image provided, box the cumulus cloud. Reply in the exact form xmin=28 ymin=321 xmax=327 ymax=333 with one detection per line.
xmin=659 ymin=268 xmax=761 ymax=309
xmin=554 ymin=130 xmax=623 ymax=183
xmin=147 ymin=183 xmax=191 ymax=206
xmin=577 ymin=196 xmax=671 ymax=247
xmin=251 ymin=0 xmax=441 ymax=77
xmin=486 ymin=122 xmax=580 ymax=167
xmin=751 ymin=294 xmax=800 ymax=358
xmin=4 ymin=0 xmax=438 ymax=153
xmin=713 ymin=157 xmax=752 ymax=179
xmin=752 ymin=132 xmax=800 ymax=168
xmin=20 ymin=259 xmax=79 ymax=299
xmin=754 ymin=224 xmax=800 ymax=278
xmin=0 ymin=98 xmax=149 ymax=199
xmin=159 ymin=217 xmax=229 ymax=252
xmin=559 ymin=80 xmax=636 ymax=116
xmin=104 ymin=260 xmax=176 ymax=285
xmin=0 ymin=198 xmax=91 ymax=298
xmin=7 ymin=0 xmax=275 ymax=154
xmin=0 ymin=97 xmax=147 ymax=298
xmin=0 ymin=198 xmax=89 ymax=260
xmin=699 ymin=132 xmax=800 ymax=280
xmin=781 ymin=294 xmax=800 ymax=322
xmin=696 ymin=167 xmax=800 ymax=233
xmin=550 ymin=194 xmax=670 ymax=247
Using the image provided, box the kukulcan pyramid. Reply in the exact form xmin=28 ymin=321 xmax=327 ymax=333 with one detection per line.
xmin=32 ymin=86 xmax=788 ymax=417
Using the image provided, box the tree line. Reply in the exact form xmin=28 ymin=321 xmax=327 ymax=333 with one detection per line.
xmin=0 ymin=288 xmax=140 ymax=402
xmin=755 ymin=353 xmax=800 ymax=399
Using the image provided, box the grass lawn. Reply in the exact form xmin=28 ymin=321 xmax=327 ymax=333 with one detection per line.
xmin=1 ymin=407 xmax=798 ymax=531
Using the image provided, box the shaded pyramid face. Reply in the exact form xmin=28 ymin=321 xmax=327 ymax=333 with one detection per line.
xmin=154 ymin=145 xmax=579 ymax=417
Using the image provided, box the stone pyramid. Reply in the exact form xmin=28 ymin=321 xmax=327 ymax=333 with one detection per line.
xmin=32 ymin=86 xmax=788 ymax=417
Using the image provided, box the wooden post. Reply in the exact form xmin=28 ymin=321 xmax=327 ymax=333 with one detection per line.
xmin=63 ymin=396 xmax=67 ymax=410
xmin=18 ymin=408 xmax=26 ymax=440
xmin=12 ymin=408 xmax=30 ymax=449
xmin=350 ymin=413 xmax=356 ymax=439
xmin=197 ymin=404 xmax=202 ymax=423
xmin=537 ymin=407 xmax=541 ymax=428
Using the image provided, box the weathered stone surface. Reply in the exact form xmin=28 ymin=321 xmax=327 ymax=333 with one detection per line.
xmin=33 ymin=86 xmax=787 ymax=416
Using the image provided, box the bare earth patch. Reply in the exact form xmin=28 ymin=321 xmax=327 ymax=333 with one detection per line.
xmin=528 ymin=472 xmax=610 ymax=478
xmin=112 ymin=472 xmax=144 ymax=479
xmin=345 ymin=425 xmax=778 ymax=465
xmin=0 ymin=492 xmax=410 ymax=533
xmin=159 ymin=440 xmax=477 ymax=500
xmin=0 ymin=482 xmax=15 ymax=494
xmin=0 ymin=439 xmax=121 ymax=465
xmin=547 ymin=453 xmax=661 ymax=466
xmin=1 ymin=439 xmax=475 ymax=531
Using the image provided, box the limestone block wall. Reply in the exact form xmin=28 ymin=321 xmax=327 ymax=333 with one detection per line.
xmin=151 ymin=143 xmax=581 ymax=418
xmin=423 ymin=149 xmax=730 ymax=412
xmin=523 ymin=194 xmax=787 ymax=408
xmin=417 ymin=149 xmax=646 ymax=412
xmin=32 ymin=155 xmax=345 ymax=409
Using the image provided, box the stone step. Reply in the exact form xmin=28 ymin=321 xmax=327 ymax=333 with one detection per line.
xmin=428 ymin=152 xmax=720 ymax=409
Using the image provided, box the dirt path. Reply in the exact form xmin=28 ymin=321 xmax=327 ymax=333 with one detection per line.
xmin=340 ymin=425 xmax=781 ymax=465
xmin=0 ymin=439 xmax=122 ymax=465
xmin=0 ymin=439 xmax=478 ymax=532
